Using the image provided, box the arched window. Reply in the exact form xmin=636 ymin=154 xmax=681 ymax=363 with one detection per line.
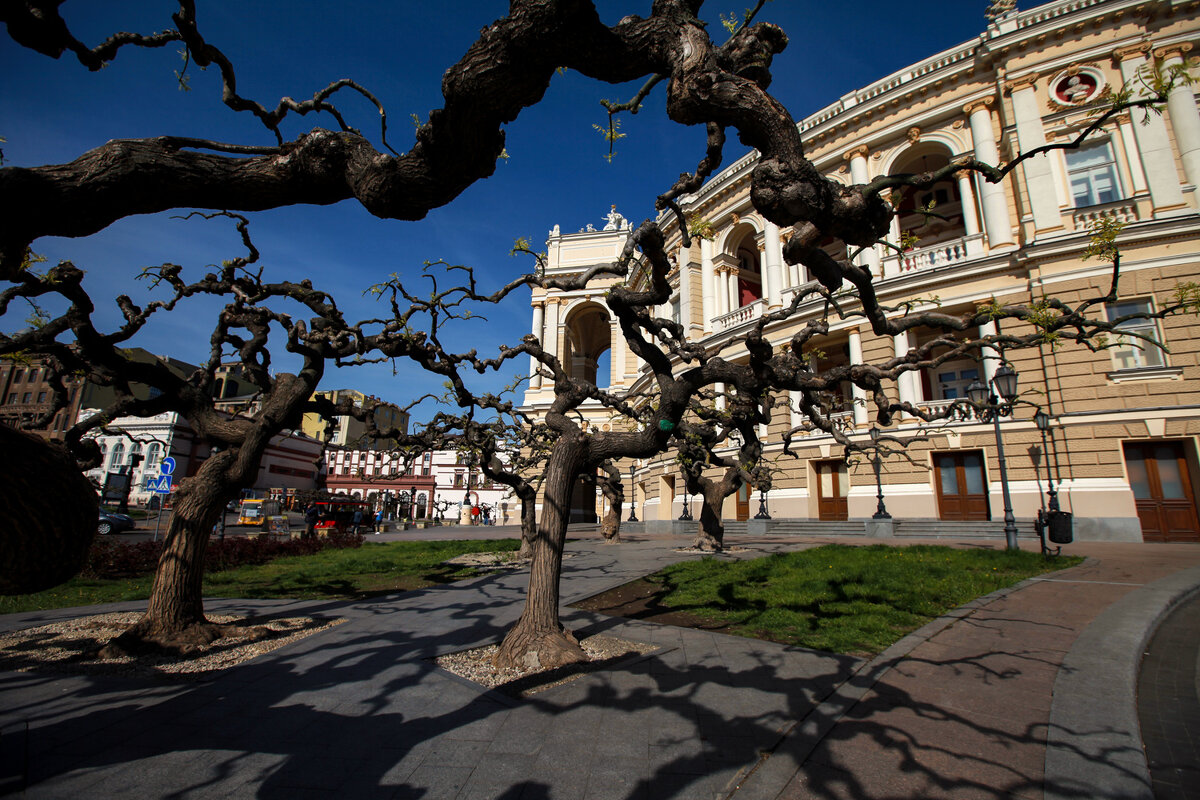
xmin=109 ymin=441 xmax=125 ymax=471
xmin=130 ymin=442 xmax=143 ymax=471
xmin=146 ymin=442 xmax=162 ymax=468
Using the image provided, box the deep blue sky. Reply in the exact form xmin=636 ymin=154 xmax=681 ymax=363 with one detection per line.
xmin=2 ymin=1 xmax=994 ymax=421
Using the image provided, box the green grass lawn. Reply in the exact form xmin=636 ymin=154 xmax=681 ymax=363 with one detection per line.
xmin=0 ymin=539 xmax=521 ymax=614
xmin=643 ymin=544 xmax=1082 ymax=656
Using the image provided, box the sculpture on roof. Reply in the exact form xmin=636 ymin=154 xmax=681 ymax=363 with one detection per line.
xmin=603 ymin=205 xmax=626 ymax=231
xmin=986 ymin=0 xmax=1017 ymax=20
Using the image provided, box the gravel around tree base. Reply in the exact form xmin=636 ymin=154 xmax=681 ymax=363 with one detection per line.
xmin=0 ymin=612 xmax=344 ymax=680
xmin=435 ymin=634 xmax=658 ymax=696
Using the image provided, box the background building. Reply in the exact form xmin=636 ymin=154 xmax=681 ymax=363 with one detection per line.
xmin=301 ymin=389 xmax=409 ymax=449
xmin=81 ymin=409 xmax=323 ymax=508
xmin=522 ymin=0 xmax=1200 ymax=543
xmin=319 ymin=447 xmax=516 ymax=524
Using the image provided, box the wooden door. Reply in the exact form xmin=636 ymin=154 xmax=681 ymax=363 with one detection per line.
xmin=815 ymin=460 xmax=849 ymax=521
xmin=935 ymin=451 xmax=990 ymax=521
xmin=1124 ymin=441 xmax=1200 ymax=543
xmin=736 ymin=482 xmax=750 ymax=521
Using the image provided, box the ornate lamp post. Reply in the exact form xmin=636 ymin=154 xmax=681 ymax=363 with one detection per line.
xmin=627 ymin=464 xmax=638 ymax=522
xmin=967 ymin=362 xmax=1020 ymax=550
xmin=869 ymin=426 xmax=891 ymax=520
xmin=753 ymin=486 xmax=771 ymax=520
xmin=678 ymin=480 xmax=693 ymax=521
xmin=1033 ymin=410 xmax=1059 ymax=513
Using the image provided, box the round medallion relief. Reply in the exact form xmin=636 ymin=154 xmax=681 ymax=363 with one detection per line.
xmin=1051 ymin=69 xmax=1103 ymax=105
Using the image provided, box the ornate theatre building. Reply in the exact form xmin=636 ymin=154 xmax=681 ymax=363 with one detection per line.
xmin=521 ymin=0 xmax=1200 ymax=543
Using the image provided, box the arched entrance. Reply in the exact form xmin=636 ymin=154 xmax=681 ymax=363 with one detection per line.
xmin=891 ymin=145 xmax=968 ymax=252
xmin=562 ymin=303 xmax=611 ymax=388
xmin=728 ymin=225 xmax=763 ymax=307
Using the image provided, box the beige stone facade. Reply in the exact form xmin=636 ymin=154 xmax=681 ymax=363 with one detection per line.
xmin=522 ymin=0 xmax=1200 ymax=542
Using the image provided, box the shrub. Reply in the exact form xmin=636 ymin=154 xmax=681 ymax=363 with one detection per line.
xmin=81 ymin=530 xmax=365 ymax=579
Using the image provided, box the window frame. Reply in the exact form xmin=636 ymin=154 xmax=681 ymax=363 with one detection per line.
xmin=1065 ymin=139 xmax=1123 ymax=208
xmin=1106 ymin=298 xmax=1167 ymax=372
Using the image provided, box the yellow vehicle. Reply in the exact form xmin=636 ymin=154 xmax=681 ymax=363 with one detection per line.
xmin=237 ymin=498 xmax=281 ymax=528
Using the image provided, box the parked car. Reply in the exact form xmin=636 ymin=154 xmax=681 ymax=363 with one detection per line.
xmin=97 ymin=511 xmax=135 ymax=535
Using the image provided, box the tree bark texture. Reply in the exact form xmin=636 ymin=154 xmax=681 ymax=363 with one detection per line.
xmin=103 ymin=453 xmax=239 ymax=655
xmin=494 ymin=437 xmax=586 ymax=670
xmin=598 ymin=463 xmax=623 ymax=543
xmin=693 ymin=480 xmax=729 ymax=552
xmin=518 ymin=494 xmax=537 ymax=559
xmin=0 ymin=427 xmax=98 ymax=594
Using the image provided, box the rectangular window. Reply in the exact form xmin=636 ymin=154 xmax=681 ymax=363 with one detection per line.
xmin=21 ymin=393 xmax=31 ymax=403
xmin=12 ymin=369 xmax=23 ymax=382
xmin=6 ymin=393 xmax=15 ymax=404
xmin=934 ymin=363 xmax=980 ymax=401
xmin=1066 ymin=140 xmax=1121 ymax=207
xmin=27 ymin=369 xmax=37 ymax=383
xmin=37 ymin=391 xmax=47 ymax=403
xmin=1107 ymin=299 xmax=1165 ymax=370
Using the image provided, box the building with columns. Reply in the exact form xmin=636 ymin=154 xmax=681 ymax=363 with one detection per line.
xmin=522 ymin=0 xmax=1200 ymax=542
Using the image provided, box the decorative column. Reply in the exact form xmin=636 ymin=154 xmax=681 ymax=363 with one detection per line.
xmin=978 ymin=318 xmax=1000 ymax=385
xmin=727 ymin=267 xmax=739 ymax=312
xmin=893 ymin=331 xmax=920 ymax=410
xmin=965 ymin=98 xmax=1015 ymax=247
xmin=844 ymin=146 xmax=882 ymax=274
xmin=764 ymin=222 xmax=785 ymax=301
xmin=1157 ymin=44 xmax=1200 ymax=189
xmin=955 ymin=170 xmax=982 ymax=237
xmin=543 ymin=298 xmax=560 ymax=362
xmin=847 ymin=327 xmax=868 ymax=427
xmin=782 ymin=229 xmax=802 ymax=287
xmin=789 ymin=390 xmax=803 ymax=431
xmin=1116 ymin=45 xmax=1187 ymax=214
xmin=1118 ymin=114 xmax=1150 ymax=194
xmin=530 ymin=301 xmax=545 ymax=389
xmin=677 ymin=244 xmax=694 ymax=334
xmin=701 ymin=237 xmax=715 ymax=333
xmin=611 ymin=316 xmax=628 ymax=385
xmin=1006 ymin=76 xmax=1065 ymax=234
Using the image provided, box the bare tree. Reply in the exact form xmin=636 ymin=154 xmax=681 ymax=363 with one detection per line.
xmin=3 ymin=1 xmax=1193 ymax=670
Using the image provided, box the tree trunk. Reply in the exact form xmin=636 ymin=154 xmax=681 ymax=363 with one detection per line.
xmin=598 ymin=465 xmax=623 ymax=544
xmin=518 ymin=493 xmax=537 ymax=559
xmin=693 ymin=482 xmax=726 ymax=552
xmin=101 ymin=455 xmax=233 ymax=656
xmin=495 ymin=439 xmax=587 ymax=671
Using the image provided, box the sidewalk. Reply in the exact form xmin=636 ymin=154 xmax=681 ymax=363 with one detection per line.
xmin=1 ymin=535 xmax=1198 ymax=799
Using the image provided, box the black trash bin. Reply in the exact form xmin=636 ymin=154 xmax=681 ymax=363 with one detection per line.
xmin=1047 ymin=510 xmax=1073 ymax=544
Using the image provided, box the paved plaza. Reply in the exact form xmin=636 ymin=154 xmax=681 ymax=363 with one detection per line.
xmin=2 ymin=532 xmax=1198 ymax=799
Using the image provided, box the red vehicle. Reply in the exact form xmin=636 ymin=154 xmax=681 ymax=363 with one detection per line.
xmin=313 ymin=499 xmax=373 ymax=534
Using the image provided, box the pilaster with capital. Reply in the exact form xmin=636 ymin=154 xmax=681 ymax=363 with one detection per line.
xmin=1115 ymin=46 xmax=1186 ymax=214
xmin=543 ymin=297 xmax=561 ymax=361
xmin=763 ymin=222 xmax=785 ymax=306
xmin=964 ymin=97 xmax=1015 ymax=247
xmin=530 ymin=301 xmax=545 ymax=388
xmin=1005 ymin=76 xmax=1066 ymax=233
xmin=847 ymin=328 xmax=868 ymax=427
xmin=1156 ymin=44 xmax=1200 ymax=189
xmin=700 ymin=237 xmax=715 ymax=333
xmin=844 ymin=146 xmax=882 ymax=273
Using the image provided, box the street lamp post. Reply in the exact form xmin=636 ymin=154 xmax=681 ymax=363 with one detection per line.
xmin=627 ymin=464 xmax=638 ymax=522
xmin=753 ymin=486 xmax=771 ymax=520
xmin=1033 ymin=410 xmax=1059 ymax=514
xmin=967 ymin=362 xmax=1021 ymax=551
xmin=678 ymin=480 xmax=693 ymax=521
xmin=869 ymin=426 xmax=891 ymax=520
